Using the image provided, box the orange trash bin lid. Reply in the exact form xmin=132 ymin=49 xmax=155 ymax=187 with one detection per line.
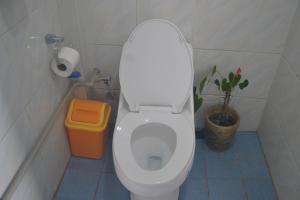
xmin=65 ymin=99 xmax=111 ymax=132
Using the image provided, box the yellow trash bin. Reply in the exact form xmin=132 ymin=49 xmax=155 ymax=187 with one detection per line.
xmin=65 ymin=99 xmax=111 ymax=159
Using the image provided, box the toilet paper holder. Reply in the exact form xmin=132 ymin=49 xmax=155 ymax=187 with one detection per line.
xmin=45 ymin=33 xmax=64 ymax=63
xmin=45 ymin=34 xmax=64 ymax=45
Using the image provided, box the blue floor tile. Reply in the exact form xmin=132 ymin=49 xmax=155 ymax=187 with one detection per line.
xmin=188 ymin=140 xmax=206 ymax=179
xmin=53 ymin=197 xmax=73 ymax=200
xmin=95 ymin=174 xmax=130 ymax=200
xmin=208 ymin=179 xmax=247 ymax=200
xmin=68 ymin=157 xmax=105 ymax=173
xmin=180 ymin=178 xmax=209 ymax=200
xmin=55 ymin=133 xmax=276 ymax=200
xmin=55 ymin=169 xmax=99 ymax=200
xmin=244 ymin=179 xmax=277 ymax=200
xmin=195 ymin=139 xmax=204 ymax=153
xmin=103 ymin=140 xmax=115 ymax=173
xmin=205 ymin=137 xmax=239 ymax=161
xmin=236 ymin=134 xmax=270 ymax=179
xmin=53 ymin=197 xmax=68 ymax=200
xmin=107 ymin=123 xmax=115 ymax=139
xmin=205 ymin=142 xmax=241 ymax=179
xmin=239 ymin=159 xmax=269 ymax=179
xmin=236 ymin=134 xmax=264 ymax=161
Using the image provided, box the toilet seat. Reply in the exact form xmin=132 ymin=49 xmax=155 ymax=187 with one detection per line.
xmin=113 ymin=111 xmax=194 ymax=188
xmin=119 ymin=19 xmax=193 ymax=113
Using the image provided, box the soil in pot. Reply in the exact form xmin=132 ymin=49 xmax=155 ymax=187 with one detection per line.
xmin=209 ymin=113 xmax=235 ymax=127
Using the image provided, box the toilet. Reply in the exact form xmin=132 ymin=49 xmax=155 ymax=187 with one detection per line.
xmin=112 ymin=19 xmax=195 ymax=200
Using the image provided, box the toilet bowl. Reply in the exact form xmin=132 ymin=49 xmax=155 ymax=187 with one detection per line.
xmin=113 ymin=19 xmax=195 ymax=200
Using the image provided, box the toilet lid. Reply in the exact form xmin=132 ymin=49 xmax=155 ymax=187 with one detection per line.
xmin=119 ymin=19 xmax=193 ymax=113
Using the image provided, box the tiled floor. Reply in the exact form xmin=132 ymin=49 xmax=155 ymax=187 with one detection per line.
xmin=54 ymin=133 xmax=277 ymax=200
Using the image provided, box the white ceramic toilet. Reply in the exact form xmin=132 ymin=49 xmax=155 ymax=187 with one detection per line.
xmin=113 ymin=19 xmax=195 ymax=200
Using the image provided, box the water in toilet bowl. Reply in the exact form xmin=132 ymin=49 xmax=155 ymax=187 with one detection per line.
xmin=131 ymin=123 xmax=177 ymax=171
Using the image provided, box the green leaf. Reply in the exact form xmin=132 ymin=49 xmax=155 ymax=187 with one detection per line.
xmin=214 ymin=79 xmax=220 ymax=90
xmin=221 ymin=78 xmax=231 ymax=92
xmin=232 ymin=74 xmax=241 ymax=88
xmin=243 ymin=79 xmax=249 ymax=87
xmin=239 ymin=79 xmax=249 ymax=89
xmin=194 ymin=94 xmax=203 ymax=113
xmin=212 ymin=65 xmax=217 ymax=76
xmin=199 ymin=76 xmax=207 ymax=93
xmin=229 ymin=72 xmax=234 ymax=83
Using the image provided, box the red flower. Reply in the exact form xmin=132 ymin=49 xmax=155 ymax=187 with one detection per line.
xmin=236 ymin=67 xmax=241 ymax=76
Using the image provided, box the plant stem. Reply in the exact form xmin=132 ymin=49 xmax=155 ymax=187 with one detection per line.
xmin=223 ymin=91 xmax=231 ymax=120
xmin=223 ymin=91 xmax=231 ymax=109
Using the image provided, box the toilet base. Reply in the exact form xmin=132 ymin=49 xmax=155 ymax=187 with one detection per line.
xmin=130 ymin=189 xmax=179 ymax=200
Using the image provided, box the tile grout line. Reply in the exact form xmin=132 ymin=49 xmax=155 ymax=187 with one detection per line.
xmin=135 ymin=0 xmax=138 ymax=26
xmin=52 ymin=157 xmax=72 ymax=199
xmin=193 ymin=47 xmax=281 ymax=55
xmin=0 ymin=4 xmax=40 ymax=39
xmin=85 ymin=43 xmax=281 ymax=55
xmin=92 ymin=172 xmax=102 ymax=200
xmin=235 ymin=138 xmax=249 ymax=200
xmin=201 ymin=139 xmax=211 ymax=200
xmin=0 ymin=76 xmax=55 ymax=144
xmin=256 ymin=135 xmax=280 ymax=200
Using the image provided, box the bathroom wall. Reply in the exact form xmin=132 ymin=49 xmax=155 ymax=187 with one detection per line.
xmin=58 ymin=0 xmax=298 ymax=131
xmin=0 ymin=0 xmax=70 ymax=198
xmin=258 ymin=2 xmax=300 ymax=199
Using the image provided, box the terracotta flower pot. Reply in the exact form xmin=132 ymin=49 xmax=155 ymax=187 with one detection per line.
xmin=205 ymin=105 xmax=240 ymax=151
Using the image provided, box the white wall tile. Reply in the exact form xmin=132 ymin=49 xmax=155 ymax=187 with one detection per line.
xmin=37 ymin=103 xmax=70 ymax=199
xmin=76 ymin=0 xmax=136 ymax=45
xmin=265 ymin=59 xmax=300 ymax=167
xmin=258 ymin=5 xmax=300 ymax=196
xmin=25 ymin=77 xmax=57 ymax=142
xmin=0 ymin=0 xmax=68 ymax=198
xmin=0 ymin=0 xmax=39 ymax=36
xmin=263 ymin=135 xmax=300 ymax=200
xmin=195 ymin=95 xmax=265 ymax=131
xmin=137 ymin=0 xmax=196 ymax=42
xmin=57 ymin=0 xmax=81 ymax=50
xmin=0 ymin=37 xmax=20 ymax=140
xmin=10 ymin=102 xmax=70 ymax=200
xmin=231 ymin=97 xmax=266 ymax=131
xmin=258 ymin=103 xmax=283 ymax=153
xmin=194 ymin=49 xmax=280 ymax=98
xmin=193 ymin=0 xmax=298 ymax=53
xmin=259 ymin=72 xmax=300 ymax=199
xmin=9 ymin=151 xmax=46 ymax=200
xmin=57 ymin=0 xmax=87 ymax=77
xmin=267 ymin=59 xmax=300 ymax=136
xmin=0 ymin=0 xmax=63 ymax=141
xmin=86 ymin=44 xmax=122 ymax=89
xmin=0 ymin=112 xmax=34 ymax=195
xmin=258 ymin=104 xmax=300 ymax=200
xmin=91 ymin=88 xmax=120 ymax=124
xmin=283 ymin=3 xmax=300 ymax=78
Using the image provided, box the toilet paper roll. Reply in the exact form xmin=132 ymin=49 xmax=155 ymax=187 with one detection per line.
xmin=51 ymin=47 xmax=80 ymax=77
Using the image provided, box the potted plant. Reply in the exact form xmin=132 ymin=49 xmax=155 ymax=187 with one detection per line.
xmin=194 ymin=66 xmax=249 ymax=151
